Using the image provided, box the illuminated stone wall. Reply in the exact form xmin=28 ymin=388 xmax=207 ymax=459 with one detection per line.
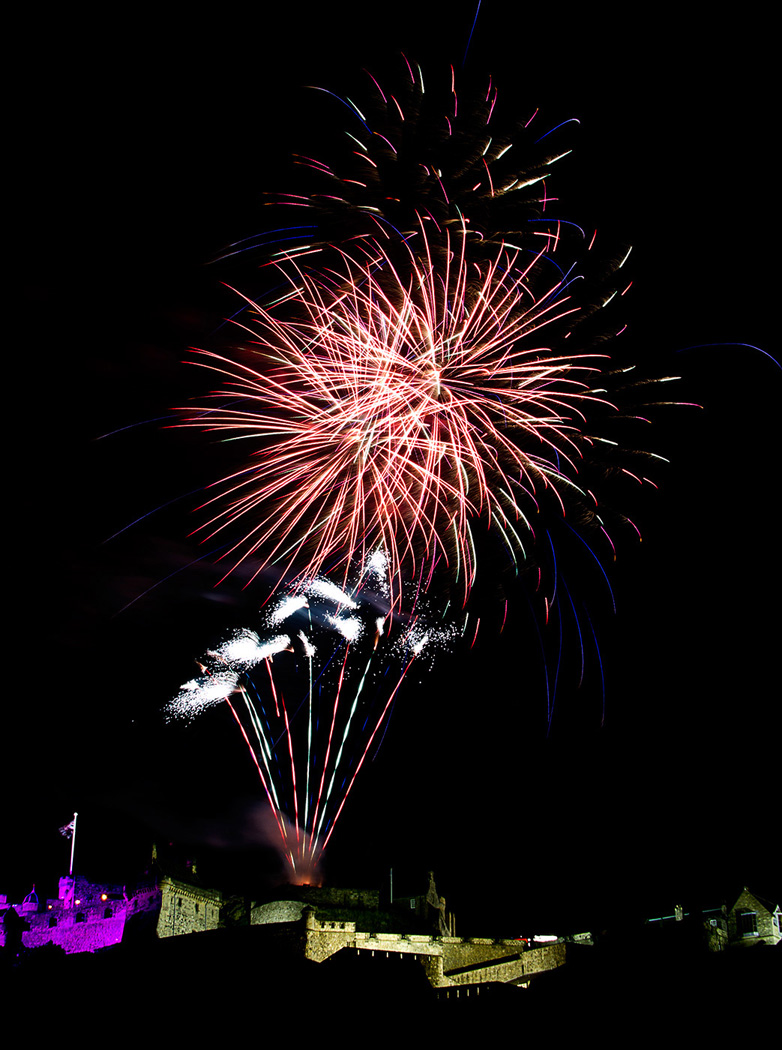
xmin=1 ymin=873 xmax=222 ymax=955
xmin=295 ymin=910 xmax=566 ymax=988
xmin=155 ymin=877 xmax=221 ymax=939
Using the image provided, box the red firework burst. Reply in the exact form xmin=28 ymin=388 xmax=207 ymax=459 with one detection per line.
xmin=181 ymin=223 xmax=614 ymax=598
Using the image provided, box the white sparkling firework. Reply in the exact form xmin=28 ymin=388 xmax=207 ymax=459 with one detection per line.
xmin=305 ymin=578 xmax=358 ymax=610
xmin=364 ymin=549 xmax=390 ymax=595
xmin=166 ymin=671 xmax=240 ymax=722
xmin=327 ymin=614 xmax=363 ymax=642
xmin=166 ymin=555 xmax=462 ymax=877
xmin=395 ymin=617 xmax=461 ymax=664
xmin=209 ymin=629 xmax=291 ymax=669
xmin=270 ymin=595 xmax=309 ymax=625
xmin=298 ymin=629 xmax=316 ymax=657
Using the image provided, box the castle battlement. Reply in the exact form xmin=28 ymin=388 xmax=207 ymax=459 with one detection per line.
xmin=298 ymin=900 xmax=567 ymax=987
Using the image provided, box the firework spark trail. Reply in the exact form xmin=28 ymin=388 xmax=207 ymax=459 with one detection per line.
xmin=181 ymin=221 xmax=628 ymax=604
xmin=185 ymin=55 xmax=672 ymax=611
xmin=224 ymin=690 xmax=289 ymax=858
xmin=267 ymin=63 xmax=587 ymax=280
xmin=318 ymin=654 xmax=416 ymax=857
xmin=166 ymin=554 xmax=459 ymax=876
xmin=307 ymin=644 xmax=351 ymax=853
xmin=311 ymin=643 xmax=379 ymax=853
xmin=166 ymin=65 xmax=687 ymax=875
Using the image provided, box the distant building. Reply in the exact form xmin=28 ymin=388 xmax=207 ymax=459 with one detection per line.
xmin=726 ymin=887 xmax=781 ymax=948
xmin=645 ymin=886 xmax=781 ymax=952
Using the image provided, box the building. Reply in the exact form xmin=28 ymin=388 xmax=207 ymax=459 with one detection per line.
xmin=644 ymin=886 xmax=781 ymax=952
xmin=250 ymin=872 xmax=575 ymax=993
xmin=1 ymin=862 xmax=222 ymax=957
xmin=726 ymin=887 xmax=781 ymax=948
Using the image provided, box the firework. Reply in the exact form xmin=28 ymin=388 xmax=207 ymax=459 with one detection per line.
xmin=182 ymin=219 xmax=646 ymax=601
xmin=185 ymin=63 xmax=676 ymax=603
xmin=167 ymin=64 xmax=679 ymax=875
xmin=166 ymin=552 xmax=459 ymax=878
xmin=248 ymin=61 xmax=585 ymax=279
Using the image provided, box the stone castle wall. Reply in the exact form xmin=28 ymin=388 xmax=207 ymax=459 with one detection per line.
xmin=14 ymin=904 xmax=128 ymax=954
xmin=1 ymin=874 xmax=222 ymax=955
xmin=300 ymin=913 xmax=566 ymax=988
xmin=1 ymin=876 xmax=130 ymax=955
xmin=156 ymin=878 xmax=221 ymax=939
xmin=297 ymin=886 xmax=380 ymax=910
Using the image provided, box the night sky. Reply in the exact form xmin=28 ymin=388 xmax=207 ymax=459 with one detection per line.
xmin=8 ymin=4 xmax=778 ymax=936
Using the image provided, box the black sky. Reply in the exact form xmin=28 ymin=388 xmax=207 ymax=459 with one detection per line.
xmin=8 ymin=3 xmax=778 ymax=934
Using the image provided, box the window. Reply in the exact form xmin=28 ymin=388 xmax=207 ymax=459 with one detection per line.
xmin=737 ymin=911 xmax=758 ymax=936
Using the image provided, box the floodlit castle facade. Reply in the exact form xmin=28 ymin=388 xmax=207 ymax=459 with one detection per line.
xmin=1 ymin=871 xmax=221 ymax=955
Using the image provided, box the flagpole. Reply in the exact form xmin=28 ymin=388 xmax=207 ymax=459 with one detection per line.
xmin=69 ymin=812 xmax=78 ymax=878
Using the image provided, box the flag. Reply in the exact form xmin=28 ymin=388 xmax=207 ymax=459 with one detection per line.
xmin=59 ymin=817 xmax=75 ymax=839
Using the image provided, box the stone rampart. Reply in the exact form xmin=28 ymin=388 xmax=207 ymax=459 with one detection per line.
xmin=355 ymin=931 xmax=442 ymax=958
xmin=441 ymin=936 xmax=527 ymax=972
xmin=156 ymin=877 xmax=221 ymax=939
xmin=21 ymin=912 xmax=128 ymax=954
xmin=444 ymin=943 xmax=567 ymax=987
xmin=303 ymin=914 xmax=566 ymax=989
xmin=303 ymin=912 xmax=357 ymax=962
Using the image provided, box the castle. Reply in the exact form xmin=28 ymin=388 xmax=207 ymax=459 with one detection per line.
xmin=2 ymin=861 xmax=779 ymax=997
xmin=250 ymin=876 xmax=588 ymax=993
xmin=1 ymin=862 xmax=581 ymax=992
